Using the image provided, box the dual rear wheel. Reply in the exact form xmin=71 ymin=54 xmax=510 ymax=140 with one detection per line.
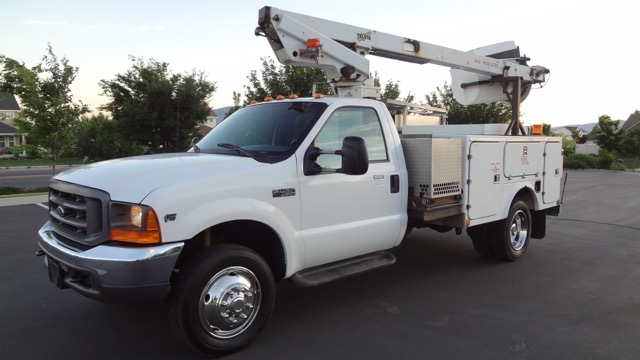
xmin=467 ymin=200 xmax=531 ymax=261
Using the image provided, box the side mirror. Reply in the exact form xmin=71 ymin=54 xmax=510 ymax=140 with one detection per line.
xmin=303 ymin=146 xmax=322 ymax=176
xmin=339 ymin=136 xmax=368 ymax=175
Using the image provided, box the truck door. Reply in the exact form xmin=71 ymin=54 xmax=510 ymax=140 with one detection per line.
xmin=299 ymin=106 xmax=403 ymax=268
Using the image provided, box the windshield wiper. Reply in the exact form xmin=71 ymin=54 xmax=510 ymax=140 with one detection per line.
xmin=217 ymin=143 xmax=255 ymax=159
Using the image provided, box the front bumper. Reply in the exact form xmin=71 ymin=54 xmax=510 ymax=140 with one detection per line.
xmin=37 ymin=221 xmax=184 ymax=303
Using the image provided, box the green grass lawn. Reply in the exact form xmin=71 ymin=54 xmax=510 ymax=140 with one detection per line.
xmin=620 ymin=158 xmax=640 ymax=169
xmin=0 ymin=158 xmax=83 ymax=168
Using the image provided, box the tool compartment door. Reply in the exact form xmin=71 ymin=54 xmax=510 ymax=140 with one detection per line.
xmin=543 ymin=141 xmax=563 ymax=204
xmin=504 ymin=142 xmax=545 ymax=178
xmin=468 ymin=141 xmax=503 ymax=220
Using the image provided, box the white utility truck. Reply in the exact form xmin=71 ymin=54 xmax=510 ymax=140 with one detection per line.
xmin=36 ymin=6 xmax=562 ymax=355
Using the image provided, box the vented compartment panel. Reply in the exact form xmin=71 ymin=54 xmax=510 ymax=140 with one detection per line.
xmin=401 ymin=137 xmax=462 ymax=199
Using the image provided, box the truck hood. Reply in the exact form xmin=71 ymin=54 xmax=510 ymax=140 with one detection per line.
xmin=53 ymin=153 xmax=265 ymax=202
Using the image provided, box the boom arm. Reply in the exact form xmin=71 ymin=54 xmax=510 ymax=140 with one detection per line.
xmin=256 ymin=6 xmax=550 ymax=134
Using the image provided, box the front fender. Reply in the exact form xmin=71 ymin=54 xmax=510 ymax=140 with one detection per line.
xmin=133 ymin=155 xmax=302 ymax=276
xmin=192 ymin=197 xmax=302 ymax=276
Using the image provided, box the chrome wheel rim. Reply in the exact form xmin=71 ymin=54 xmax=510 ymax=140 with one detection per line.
xmin=198 ymin=266 xmax=261 ymax=339
xmin=509 ymin=210 xmax=529 ymax=251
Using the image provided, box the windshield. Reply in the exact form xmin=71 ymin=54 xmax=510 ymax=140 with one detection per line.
xmin=195 ymin=101 xmax=327 ymax=162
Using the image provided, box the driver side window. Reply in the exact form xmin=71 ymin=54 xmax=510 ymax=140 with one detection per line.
xmin=314 ymin=107 xmax=388 ymax=169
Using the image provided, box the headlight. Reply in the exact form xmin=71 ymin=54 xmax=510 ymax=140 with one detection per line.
xmin=109 ymin=203 xmax=161 ymax=244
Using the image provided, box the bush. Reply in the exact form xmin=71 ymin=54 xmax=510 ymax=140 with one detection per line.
xmin=597 ymin=150 xmax=616 ymax=169
xmin=610 ymin=162 xmax=626 ymax=171
xmin=563 ymin=151 xmax=628 ymax=171
xmin=564 ymin=153 xmax=599 ymax=169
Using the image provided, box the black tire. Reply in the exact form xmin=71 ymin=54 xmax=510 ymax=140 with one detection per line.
xmin=169 ymin=243 xmax=276 ymax=355
xmin=402 ymin=225 xmax=414 ymax=241
xmin=490 ymin=200 xmax=531 ymax=261
xmin=467 ymin=223 xmax=494 ymax=258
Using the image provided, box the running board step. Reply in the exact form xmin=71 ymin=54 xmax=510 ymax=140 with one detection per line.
xmin=290 ymin=251 xmax=396 ymax=287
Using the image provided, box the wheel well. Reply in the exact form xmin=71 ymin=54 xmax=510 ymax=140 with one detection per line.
xmin=177 ymin=220 xmax=286 ymax=281
xmin=514 ymin=187 xmax=535 ymax=209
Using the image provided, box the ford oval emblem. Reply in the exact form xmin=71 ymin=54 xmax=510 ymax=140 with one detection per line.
xmin=56 ymin=206 xmax=66 ymax=217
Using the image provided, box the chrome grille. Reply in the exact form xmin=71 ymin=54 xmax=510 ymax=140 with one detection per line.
xmin=48 ymin=181 xmax=110 ymax=247
xmin=49 ymin=189 xmax=88 ymax=238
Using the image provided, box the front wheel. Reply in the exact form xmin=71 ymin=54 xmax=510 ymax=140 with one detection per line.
xmin=491 ymin=200 xmax=531 ymax=261
xmin=169 ymin=243 xmax=276 ymax=355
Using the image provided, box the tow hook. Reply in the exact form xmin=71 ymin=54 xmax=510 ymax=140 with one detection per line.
xmin=35 ymin=250 xmax=45 ymax=257
xmin=455 ymin=228 xmax=462 ymax=235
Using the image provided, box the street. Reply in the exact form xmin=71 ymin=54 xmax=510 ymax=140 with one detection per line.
xmin=0 ymin=167 xmax=67 ymax=188
xmin=0 ymin=170 xmax=639 ymax=359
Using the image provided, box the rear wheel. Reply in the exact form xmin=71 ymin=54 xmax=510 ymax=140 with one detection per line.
xmin=169 ymin=243 xmax=276 ymax=355
xmin=491 ymin=200 xmax=531 ymax=261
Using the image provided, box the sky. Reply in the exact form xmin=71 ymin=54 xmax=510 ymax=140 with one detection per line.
xmin=1 ymin=0 xmax=638 ymax=127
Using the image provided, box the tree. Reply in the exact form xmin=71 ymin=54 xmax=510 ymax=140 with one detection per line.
xmin=224 ymin=91 xmax=242 ymax=120
xmin=372 ymin=75 xmax=413 ymax=103
xmin=372 ymin=71 xmax=381 ymax=88
xmin=0 ymin=44 xmax=88 ymax=173
xmin=620 ymin=126 xmax=640 ymax=157
xmin=243 ymin=57 xmax=326 ymax=103
xmin=75 ymin=113 xmax=146 ymax=161
xmin=381 ymin=79 xmax=400 ymax=100
xmin=591 ymin=115 xmax=623 ymax=154
xmin=99 ymin=57 xmax=216 ymax=153
xmin=561 ymin=134 xmax=576 ymax=156
xmin=425 ymin=83 xmax=512 ymax=124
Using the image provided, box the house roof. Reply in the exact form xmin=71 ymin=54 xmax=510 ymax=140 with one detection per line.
xmin=0 ymin=92 xmax=20 ymax=111
xmin=551 ymin=126 xmax=586 ymax=135
xmin=565 ymin=126 xmax=588 ymax=133
xmin=621 ymin=112 xmax=640 ymax=132
xmin=0 ymin=121 xmax=18 ymax=134
xmin=198 ymin=124 xmax=213 ymax=136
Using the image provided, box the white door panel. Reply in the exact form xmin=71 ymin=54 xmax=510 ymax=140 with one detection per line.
xmin=299 ymin=106 xmax=402 ymax=268
xmin=468 ymin=142 xmax=503 ymax=220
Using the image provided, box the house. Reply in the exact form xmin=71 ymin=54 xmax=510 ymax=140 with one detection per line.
xmin=197 ymin=107 xmax=218 ymax=137
xmin=551 ymin=125 xmax=598 ymax=154
xmin=551 ymin=125 xmax=588 ymax=138
xmin=576 ymin=132 xmax=600 ymax=155
xmin=0 ymin=92 xmax=20 ymax=120
xmin=621 ymin=112 xmax=640 ymax=132
xmin=0 ymin=92 xmax=25 ymax=154
xmin=197 ymin=124 xmax=213 ymax=137
xmin=206 ymin=107 xmax=218 ymax=126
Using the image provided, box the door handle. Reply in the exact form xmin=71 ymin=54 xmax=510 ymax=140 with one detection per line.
xmin=390 ymin=174 xmax=400 ymax=193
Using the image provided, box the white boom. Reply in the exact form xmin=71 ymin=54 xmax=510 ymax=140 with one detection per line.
xmin=256 ymin=6 xmax=550 ymax=135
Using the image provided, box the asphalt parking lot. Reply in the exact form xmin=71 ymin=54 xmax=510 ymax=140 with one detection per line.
xmin=0 ymin=169 xmax=639 ymax=359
